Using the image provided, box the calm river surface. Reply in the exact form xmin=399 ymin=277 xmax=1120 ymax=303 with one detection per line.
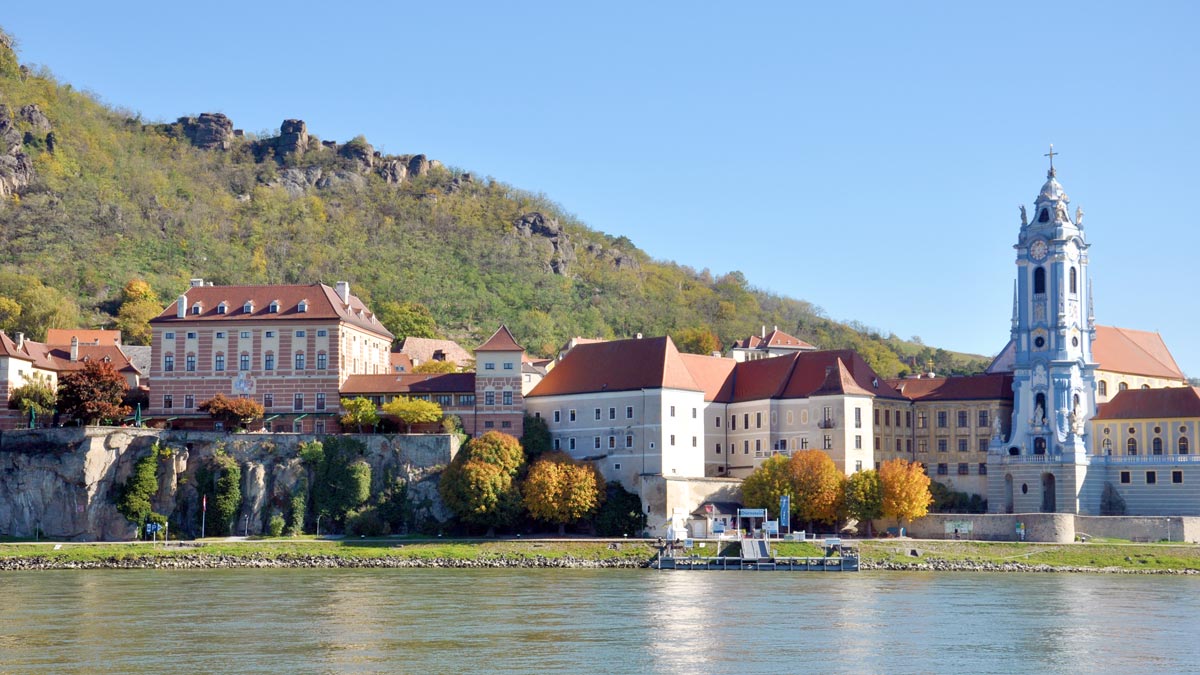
xmin=0 ymin=568 xmax=1197 ymax=674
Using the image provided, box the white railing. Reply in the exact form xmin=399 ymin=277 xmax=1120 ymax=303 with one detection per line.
xmin=996 ymin=453 xmax=1065 ymax=464
xmin=1090 ymin=454 xmax=1200 ymax=465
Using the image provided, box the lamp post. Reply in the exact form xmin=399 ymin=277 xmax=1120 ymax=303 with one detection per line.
xmin=242 ymin=514 xmax=249 ymax=538
xmin=316 ymin=514 xmax=323 ymax=538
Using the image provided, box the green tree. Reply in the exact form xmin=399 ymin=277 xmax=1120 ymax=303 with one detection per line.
xmin=521 ymin=452 xmax=604 ymax=534
xmin=339 ymin=396 xmax=380 ymax=432
xmin=301 ymin=437 xmax=372 ymax=529
xmin=382 ymin=396 xmax=443 ymax=432
xmin=593 ymin=482 xmax=647 ymax=536
xmin=0 ymin=272 xmax=80 ymax=341
xmin=520 ymin=413 xmax=552 ymax=460
xmin=197 ymin=448 xmax=242 ymax=536
xmin=673 ymin=327 xmax=722 ymax=355
xmin=116 ymin=451 xmax=160 ymax=528
xmin=57 ymin=361 xmax=130 ymax=425
xmin=439 ymin=458 xmax=521 ymax=535
xmin=741 ymin=455 xmax=794 ymax=520
xmin=844 ymin=469 xmax=883 ymax=537
xmin=376 ymin=300 xmax=438 ymax=342
xmin=412 ymin=360 xmax=459 ymax=374
xmin=198 ymin=393 xmax=264 ymax=430
xmin=8 ymin=373 xmax=56 ymax=416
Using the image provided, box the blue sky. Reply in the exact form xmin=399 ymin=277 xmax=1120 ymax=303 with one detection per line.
xmin=4 ymin=2 xmax=1198 ymax=376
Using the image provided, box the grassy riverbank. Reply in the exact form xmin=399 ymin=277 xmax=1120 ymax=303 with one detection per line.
xmin=1 ymin=537 xmax=1198 ymax=572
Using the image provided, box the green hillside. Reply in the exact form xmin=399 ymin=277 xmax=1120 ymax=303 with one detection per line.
xmin=0 ymin=30 xmax=987 ymax=377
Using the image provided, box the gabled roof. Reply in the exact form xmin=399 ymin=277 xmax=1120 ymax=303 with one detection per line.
xmin=731 ymin=328 xmax=816 ymax=351
xmin=811 ymin=358 xmax=877 ymax=397
xmin=0 ymin=331 xmax=33 ymax=362
xmin=45 ymin=329 xmax=121 ymax=345
xmin=476 ymin=325 xmax=524 ymax=352
xmin=389 ymin=352 xmax=415 ymax=373
xmin=887 ymin=373 xmax=1015 ymax=402
xmin=149 ymin=283 xmax=392 ymax=339
xmin=20 ymin=343 xmax=140 ymax=374
xmin=987 ymin=326 xmax=1184 ymax=381
xmin=527 ymin=336 xmax=701 ymax=397
xmin=678 ymin=353 xmax=737 ymax=402
xmin=340 ymin=373 xmax=476 ymax=396
xmin=396 ymin=337 xmax=471 ymax=366
xmin=774 ymin=350 xmax=904 ymax=402
xmin=1094 ymin=387 xmax=1200 ymax=420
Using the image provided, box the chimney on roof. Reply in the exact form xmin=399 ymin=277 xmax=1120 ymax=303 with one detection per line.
xmin=711 ymin=351 xmax=721 ymax=357
xmin=177 ymin=295 xmax=187 ymax=318
xmin=773 ymin=325 xmax=778 ymax=332
xmin=190 ymin=278 xmax=204 ymax=288
xmin=335 ymin=281 xmax=350 ymax=305
xmin=761 ymin=325 xmax=766 ymax=338
xmin=636 ymin=333 xmax=643 ymax=339
xmin=70 ymin=336 xmax=79 ymax=363
xmin=14 ymin=332 xmax=24 ymax=350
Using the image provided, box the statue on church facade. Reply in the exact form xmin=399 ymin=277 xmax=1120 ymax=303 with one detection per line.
xmin=1070 ymin=406 xmax=1086 ymax=436
xmin=1075 ymin=206 xmax=1084 ymax=227
xmin=1019 ymin=204 xmax=1028 ymax=226
xmin=1033 ymin=403 xmax=1045 ymax=428
xmin=993 ymin=414 xmax=1003 ymax=440
xmin=1055 ymin=201 xmax=1070 ymax=222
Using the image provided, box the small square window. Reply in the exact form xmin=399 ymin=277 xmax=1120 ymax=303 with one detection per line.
xmin=1172 ymin=471 xmax=1183 ymax=484
xmin=186 ymin=332 xmax=197 ymax=340
xmin=240 ymin=331 xmax=251 ymax=339
xmin=215 ymin=331 xmax=226 ymax=339
xmin=485 ymin=363 xmax=495 ymax=370
xmin=295 ymin=330 xmax=306 ymax=338
xmin=503 ymin=362 xmax=513 ymax=370
xmin=164 ymin=332 xmax=175 ymax=340
xmin=317 ymin=330 xmax=328 ymax=337
xmin=1146 ymin=471 xmax=1157 ymax=485
xmin=1120 ymin=471 xmax=1131 ymax=484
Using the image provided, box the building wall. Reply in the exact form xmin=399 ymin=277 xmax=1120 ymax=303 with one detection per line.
xmin=473 ymin=349 xmax=524 ymax=436
xmin=1092 ymin=459 xmax=1200 ymax=516
xmin=1095 ymin=369 xmax=1188 ymax=404
xmin=1092 ymin=418 xmax=1197 ymax=458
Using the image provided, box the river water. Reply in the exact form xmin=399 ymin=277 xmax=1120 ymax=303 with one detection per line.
xmin=0 ymin=568 xmax=1196 ymax=674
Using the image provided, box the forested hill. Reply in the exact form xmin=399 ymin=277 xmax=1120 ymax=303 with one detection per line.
xmin=0 ymin=30 xmax=986 ymax=377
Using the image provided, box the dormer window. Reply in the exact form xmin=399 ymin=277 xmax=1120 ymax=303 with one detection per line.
xmin=298 ymin=300 xmax=308 ymax=313
xmin=269 ymin=301 xmax=280 ymax=313
xmin=217 ymin=302 xmax=228 ymax=315
xmin=244 ymin=301 xmax=254 ymax=314
xmin=191 ymin=302 xmax=202 ymax=315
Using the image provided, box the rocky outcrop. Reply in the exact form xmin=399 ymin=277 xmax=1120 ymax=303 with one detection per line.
xmin=0 ymin=103 xmax=34 ymax=198
xmin=0 ymin=428 xmax=460 ymax=541
xmin=272 ymin=166 xmax=366 ymax=196
xmin=377 ymin=158 xmax=407 ymax=184
xmin=18 ymin=104 xmax=51 ymax=134
xmin=512 ymin=212 xmax=576 ymax=275
xmin=183 ymin=112 xmax=233 ymax=150
xmin=277 ymin=119 xmax=309 ymax=156
xmin=338 ymin=139 xmax=374 ymax=168
xmin=585 ymin=242 xmax=639 ymax=271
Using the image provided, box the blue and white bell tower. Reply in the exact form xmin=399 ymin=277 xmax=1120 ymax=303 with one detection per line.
xmin=990 ymin=148 xmax=1099 ymax=513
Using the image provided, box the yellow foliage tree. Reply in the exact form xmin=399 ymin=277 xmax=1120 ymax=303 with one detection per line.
xmin=740 ymin=455 xmax=794 ymax=520
xmin=879 ymin=458 xmax=933 ymax=524
xmin=522 ymin=452 xmax=604 ymax=534
xmin=412 ymin=360 xmax=459 ymax=374
xmin=787 ymin=450 xmax=845 ymax=529
xmin=381 ymin=396 xmax=443 ymax=433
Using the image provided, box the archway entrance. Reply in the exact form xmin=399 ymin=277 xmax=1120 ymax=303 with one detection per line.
xmin=1004 ymin=474 xmax=1014 ymax=514
xmin=1041 ymin=472 xmax=1056 ymax=512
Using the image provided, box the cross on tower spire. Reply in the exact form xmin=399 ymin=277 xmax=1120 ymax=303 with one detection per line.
xmin=1044 ymin=144 xmax=1058 ymax=177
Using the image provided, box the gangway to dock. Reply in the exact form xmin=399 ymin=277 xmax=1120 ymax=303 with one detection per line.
xmin=739 ymin=538 xmax=770 ymax=560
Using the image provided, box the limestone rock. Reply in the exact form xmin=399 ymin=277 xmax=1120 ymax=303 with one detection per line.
xmin=377 ymin=158 xmax=408 ymax=184
xmin=18 ymin=104 xmax=51 ymax=133
xmin=277 ymin=119 xmax=309 ymax=156
xmin=407 ymin=154 xmax=430 ymax=177
xmin=512 ymin=212 xmax=576 ymax=275
xmin=0 ymin=105 xmax=33 ymax=199
xmin=338 ymin=139 xmax=374 ymax=168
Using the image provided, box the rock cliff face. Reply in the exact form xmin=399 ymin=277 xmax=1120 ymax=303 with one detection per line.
xmin=0 ymin=428 xmax=459 ymax=541
xmin=0 ymin=100 xmax=38 ymax=198
xmin=508 ymin=212 xmax=639 ymax=276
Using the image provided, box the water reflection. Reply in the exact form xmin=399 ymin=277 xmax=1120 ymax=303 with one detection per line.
xmin=1 ymin=569 xmax=1199 ymax=674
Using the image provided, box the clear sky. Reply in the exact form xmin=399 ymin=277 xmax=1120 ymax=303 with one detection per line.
xmin=3 ymin=2 xmax=1198 ymax=376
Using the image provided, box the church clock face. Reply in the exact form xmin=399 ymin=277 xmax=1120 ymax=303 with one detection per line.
xmin=1030 ymin=240 xmax=1048 ymax=261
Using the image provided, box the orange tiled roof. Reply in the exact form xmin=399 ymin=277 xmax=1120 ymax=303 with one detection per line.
xmin=887 ymin=373 xmax=1015 ymax=402
xmin=1094 ymin=386 xmax=1200 ymax=420
xmin=678 ymin=353 xmax=737 ymax=401
xmin=45 ymin=329 xmax=122 ymax=346
xmin=1091 ymin=326 xmax=1185 ymax=380
xmin=19 ymin=342 xmax=139 ymax=374
xmin=389 ymin=352 xmax=415 ymax=372
xmin=476 ymin=325 xmax=524 ymax=352
xmin=732 ymin=328 xmax=816 ymax=351
xmin=528 ymin=336 xmax=701 ymax=397
xmin=340 ymin=373 xmax=476 ymax=396
xmin=0 ymin=331 xmax=32 ymax=361
xmin=149 ymin=283 xmax=392 ymax=339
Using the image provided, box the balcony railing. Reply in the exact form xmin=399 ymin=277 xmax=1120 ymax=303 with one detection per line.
xmin=818 ymin=418 xmax=836 ymax=429
xmin=1090 ymin=453 xmax=1200 ymax=465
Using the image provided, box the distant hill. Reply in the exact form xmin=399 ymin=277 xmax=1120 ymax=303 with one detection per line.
xmin=0 ymin=29 xmax=987 ymax=376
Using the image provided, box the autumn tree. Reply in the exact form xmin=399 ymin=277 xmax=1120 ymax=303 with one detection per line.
xmin=673 ymin=327 xmax=722 ymax=355
xmin=339 ymin=396 xmax=380 ymax=432
xmin=879 ymin=458 xmax=933 ymax=524
xmin=376 ymin=300 xmax=438 ymax=342
xmin=0 ymin=272 xmax=80 ymax=341
xmin=198 ymin=393 xmax=264 ymax=430
xmin=522 ymin=452 xmax=604 ymax=534
xmin=788 ymin=450 xmax=846 ymax=530
xmin=57 ymin=361 xmax=130 ymax=425
xmin=9 ymin=373 xmax=56 ymax=416
xmin=438 ymin=431 xmax=526 ymax=535
xmin=412 ymin=360 xmax=459 ymax=374
xmin=115 ymin=279 xmax=162 ymax=346
xmin=844 ymin=469 xmax=883 ymax=537
xmin=382 ymin=396 xmax=443 ymax=432
xmin=463 ymin=431 xmax=525 ymax=477
xmin=741 ymin=455 xmax=795 ymax=521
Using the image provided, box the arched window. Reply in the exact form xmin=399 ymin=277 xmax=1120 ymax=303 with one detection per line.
xmin=1153 ymin=437 xmax=1163 ymax=455
xmin=1118 ymin=382 xmax=1128 ymax=392
xmin=1181 ymin=437 xmax=1190 ymax=455
xmin=1038 ymin=208 xmax=1049 ymax=223
xmin=1127 ymin=438 xmax=1138 ymax=455
xmin=1141 ymin=384 xmax=1150 ymax=390
xmin=1069 ymin=267 xmax=1077 ymax=294
xmin=1034 ymin=438 xmax=1047 ymax=454
xmin=1033 ymin=267 xmax=1046 ymax=295
xmin=1098 ymin=381 xmax=1108 ymax=396
xmin=1102 ymin=438 xmax=1113 ymax=455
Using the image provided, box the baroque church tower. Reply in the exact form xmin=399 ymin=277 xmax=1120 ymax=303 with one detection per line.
xmin=989 ymin=149 xmax=1099 ymax=513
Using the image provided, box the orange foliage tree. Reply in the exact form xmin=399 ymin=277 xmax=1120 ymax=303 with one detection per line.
xmin=198 ymin=393 xmax=264 ymax=430
xmin=787 ymin=450 xmax=846 ymax=529
xmin=521 ymin=452 xmax=605 ymax=534
xmin=879 ymin=458 xmax=933 ymax=524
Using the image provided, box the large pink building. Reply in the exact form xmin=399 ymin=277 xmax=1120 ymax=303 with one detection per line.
xmin=147 ymin=279 xmax=393 ymax=432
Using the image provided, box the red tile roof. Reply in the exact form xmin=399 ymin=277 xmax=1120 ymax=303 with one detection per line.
xmin=1094 ymin=386 xmax=1200 ymax=420
xmin=527 ymin=336 xmax=701 ymax=397
xmin=389 ymin=352 xmax=415 ymax=373
xmin=148 ymin=283 xmax=392 ymax=339
xmin=773 ymin=350 xmax=905 ymax=402
xmin=732 ymin=328 xmax=816 ymax=351
xmin=45 ymin=329 xmax=121 ymax=345
xmin=476 ymin=325 xmax=524 ymax=352
xmin=0 ymin=332 xmax=32 ymax=361
xmin=340 ymin=373 xmax=476 ymax=396
xmin=396 ymin=337 xmax=471 ymax=365
xmin=887 ymin=373 xmax=1015 ymax=402
xmin=1091 ymin=326 xmax=1185 ymax=380
xmin=678 ymin=353 xmax=737 ymax=401
xmin=19 ymin=342 xmax=139 ymax=374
